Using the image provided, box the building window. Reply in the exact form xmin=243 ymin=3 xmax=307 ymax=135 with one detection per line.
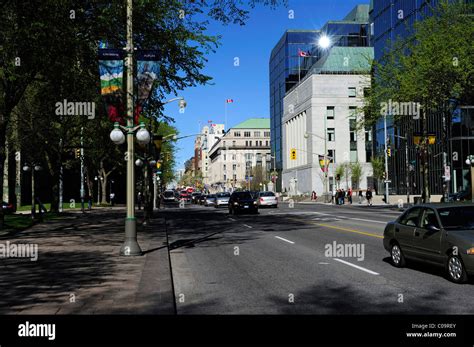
xmin=232 ymin=154 xmax=236 ymax=160
xmin=254 ymin=131 xmax=261 ymax=137
xmin=348 ymin=87 xmax=356 ymax=97
xmin=349 ymin=106 xmax=357 ymax=116
xmin=264 ymin=131 xmax=270 ymax=137
xmin=244 ymin=131 xmax=251 ymax=137
xmin=233 ymin=164 xmax=237 ymax=171
xmin=328 ymin=149 xmax=335 ymax=163
xmin=234 ymin=131 xmax=241 ymax=137
xmin=249 ymin=141 xmax=252 ymax=147
xmin=223 ymin=141 xmax=226 ymax=147
xmin=326 ymin=106 xmax=335 ymax=120
xmin=232 ymin=141 xmax=236 ymax=147
xmin=223 ymin=174 xmax=227 ymax=181
xmin=223 ymin=154 xmax=226 ymax=161
xmin=327 ymin=128 xmax=335 ymax=141
xmin=266 ymin=140 xmax=269 ymax=146
xmin=233 ymin=174 xmax=237 ymax=181
xmin=223 ymin=164 xmax=226 ymax=171
xmin=245 ymin=141 xmax=248 ymax=146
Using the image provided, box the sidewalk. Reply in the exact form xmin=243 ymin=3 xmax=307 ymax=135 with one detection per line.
xmin=0 ymin=208 xmax=175 ymax=314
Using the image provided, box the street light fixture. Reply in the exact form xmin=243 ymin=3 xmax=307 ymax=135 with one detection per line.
xmin=23 ymin=163 xmax=42 ymax=219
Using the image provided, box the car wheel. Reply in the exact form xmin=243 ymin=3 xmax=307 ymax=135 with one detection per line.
xmin=391 ymin=243 xmax=406 ymax=268
xmin=447 ymin=254 xmax=468 ymax=284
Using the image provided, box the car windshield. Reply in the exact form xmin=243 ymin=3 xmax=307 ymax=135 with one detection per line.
xmin=437 ymin=206 xmax=474 ymax=229
xmin=208 ymin=195 xmax=216 ymax=198
xmin=234 ymin=192 xmax=253 ymax=199
xmin=259 ymin=192 xmax=275 ymax=197
xmin=216 ymin=193 xmax=230 ymax=198
xmin=163 ymin=191 xmax=174 ymax=197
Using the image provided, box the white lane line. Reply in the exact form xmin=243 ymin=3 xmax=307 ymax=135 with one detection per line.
xmin=228 ymin=218 xmax=236 ymax=221
xmin=319 ymin=262 xmax=330 ymax=265
xmin=333 ymin=258 xmax=379 ymax=275
xmin=243 ymin=224 xmax=253 ymax=229
xmin=275 ymin=236 xmax=295 ymax=244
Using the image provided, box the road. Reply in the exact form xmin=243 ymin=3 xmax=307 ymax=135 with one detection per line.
xmin=163 ymin=201 xmax=474 ymax=314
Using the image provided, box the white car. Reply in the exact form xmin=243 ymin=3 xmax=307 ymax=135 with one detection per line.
xmin=215 ymin=192 xmax=231 ymax=208
xmin=257 ymin=191 xmax=278 ymax=208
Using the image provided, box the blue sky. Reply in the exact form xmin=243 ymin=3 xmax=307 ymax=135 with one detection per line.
xmin=164 ymin=0 xmax=367 ymax=170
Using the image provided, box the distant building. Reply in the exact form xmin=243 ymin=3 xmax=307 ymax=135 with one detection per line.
xmin=198 ymin=123 xmax=225 ymax=187
xmin=208 ymin=118 xmax=271 ymax=192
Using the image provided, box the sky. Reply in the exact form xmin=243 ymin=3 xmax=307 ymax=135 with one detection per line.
xmin=163 ymin=0 xmax=367 ymax=170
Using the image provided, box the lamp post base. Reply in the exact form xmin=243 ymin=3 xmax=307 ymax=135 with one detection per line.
xmin=120 ymin=218 xmax=142 ymax=256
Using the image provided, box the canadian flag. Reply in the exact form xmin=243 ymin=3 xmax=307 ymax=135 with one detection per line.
xmin=226 ymin=99 xmax=234 ymax=103
xmin=298 ymin=49 xmax=310 ymax=57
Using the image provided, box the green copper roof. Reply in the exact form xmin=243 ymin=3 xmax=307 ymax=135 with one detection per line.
xmin=310 ymin=46 xmax=373 ymax=73
xmin=231 ymin=118 xmax=270 ymax=129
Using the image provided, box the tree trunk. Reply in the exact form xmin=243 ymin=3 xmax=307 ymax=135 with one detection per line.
xmin=0 ymin=122 xmax=6 ymax=229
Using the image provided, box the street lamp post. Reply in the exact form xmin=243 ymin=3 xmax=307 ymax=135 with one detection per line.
xmin=465 ymin=155 xmax=474 ymax=203
xmin=305 ymin=131 xmax=330 ymax=202
xmin=22 ymin=164 xmax=42 ymax=220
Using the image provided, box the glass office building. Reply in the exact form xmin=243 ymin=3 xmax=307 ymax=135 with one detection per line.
xmin=269 ymin=5 xmax=370 ymax=190
xmin=370 ymin=0 xmax=473 ymax=196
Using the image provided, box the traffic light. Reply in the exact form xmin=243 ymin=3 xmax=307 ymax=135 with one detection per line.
xmin=75 ymin=148 xmax=81 ymax=159
xmin=290 ymin=148 xmax=297 ymax=160
xmin=386 ymin=147 xmax=391 ymax=157
xmin=382 ymin=172 xmax=386 ymax=180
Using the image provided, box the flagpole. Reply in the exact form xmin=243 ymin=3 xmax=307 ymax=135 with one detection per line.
xmin=298 ymin=54 xmax=301 ymax=83
xmin=225 ymin=100 xmax=227 ymax=131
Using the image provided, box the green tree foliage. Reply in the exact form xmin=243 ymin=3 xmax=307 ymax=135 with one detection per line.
xmin=350 ymin=161 xmax=363 ymax=189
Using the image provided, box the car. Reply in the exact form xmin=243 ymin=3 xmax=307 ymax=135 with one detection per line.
xmin=179 ymin=190 xmax=191 ymax=202
xmin=228 ymin=191 xmax=258 ymax=215
xmin=191 ymin=192 xmax=202 ymax=204
xmin=383 ymin=203 xmax=474 ymax=283
xmin=162 ymin=190 xmax=178 ymax=204
xmin=2 ymin=201 xmax=15 ymax=213
xmin=257 ymin=191 xmax=278 ymax=208
xmin=198 ymin=195 xmax=207 ymax=205
xmin=215 ymin=192 xmax=231 ymax=208
xmin=444 ymin=190 xmax=471 ymax=202
xmin=204 ymin=194 xmax=216 ymax=207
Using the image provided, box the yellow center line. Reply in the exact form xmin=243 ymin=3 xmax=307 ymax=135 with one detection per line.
xmin=287 ymin=217 xmax=384 ymax=239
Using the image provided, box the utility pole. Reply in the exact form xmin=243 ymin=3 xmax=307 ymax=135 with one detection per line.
xmin=121 ymin=0 xmax=142 ymax=256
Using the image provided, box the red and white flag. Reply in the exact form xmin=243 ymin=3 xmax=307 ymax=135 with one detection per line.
xmin=298 ymin=49 xmax=310 ymax=57
xmin=226 ymin=99 xmax=234 ymax=103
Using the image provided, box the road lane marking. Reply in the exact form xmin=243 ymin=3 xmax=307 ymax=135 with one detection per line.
xmin=319 ymin=262 xmax=330 ymax=265
xmin=275 ymin=236 xmax=295 ymax=244
xmin=333 ymin=258 xmax=379 ymax=275
xmin=243 ymin=224 xmax=252 ymax=229
xmin=317 ymin=223 xmax=384 ymax=239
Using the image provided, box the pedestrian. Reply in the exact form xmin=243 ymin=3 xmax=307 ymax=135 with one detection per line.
xmin=348 ymin=188 xmax=353 ymax=204
xmin=137 ymin=192 xmax=142 ymax=210
xmin=358 ymin=190 xmax=363 ymax=204
xmin=366 ymin=188 xmax=373 ymax=206
xmin=311 ymin=191 xmax=317 ymax=201
xmin=87 ymin=195 xmax=92 ymax=210
xmin=110 ymin=192 xmax=115 ymax=206
xmin=341 ymin=189 xmax=345 ymax=205
xmin=332 ymin=189 xmax=336 ymax=204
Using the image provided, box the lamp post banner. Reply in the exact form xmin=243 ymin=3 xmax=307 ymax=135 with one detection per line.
xmin=135 ymin=50 xmax=160 ymax=117
xmin=318 ymin=155 xmax=329 ymax=172
xmin=99 ymin=48 xmax=125 ymax=124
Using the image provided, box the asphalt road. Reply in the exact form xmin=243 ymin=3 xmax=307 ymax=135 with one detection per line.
xmin=163 ymin=201 xmax=474 ymax=314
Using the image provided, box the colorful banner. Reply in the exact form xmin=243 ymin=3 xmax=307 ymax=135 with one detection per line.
xmin=318 ymin=155 xmax=330 ymax=172
xmin=135 ymin=50 xmax=160 ymax=118
xmin=99 ymin=49 xmax=125 ymax=124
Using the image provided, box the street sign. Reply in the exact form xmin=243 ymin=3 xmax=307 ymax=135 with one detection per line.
xmin=444 ymin=166 xmax=451 ymax=181
xmin=384 ymin=180 xmax=392 ymax=183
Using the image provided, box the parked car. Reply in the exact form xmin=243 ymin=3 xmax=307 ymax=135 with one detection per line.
xmin=162 ymin=190 xmax=177 ymax=204
xmin=198 ymin=195 xmax=207 ymax=205
xmin=383 ymin=203 xmax=474 ymax=283
xmin=2 ymin=201 xmax=15 ymax=213
xmin=444 ymin=190 xmax=471 ymax=202
xmin=215 ymin=192 xmax=231 ymax=208
xmin=191 ymin=192 xmax=202 ymax=204
xmin=204 ymin=194 xmax=216 ymax=207
xmin=228 ymin=191 xmax=258 ymax=215
xmin=257 ymin=191 xmax=278 ymax=208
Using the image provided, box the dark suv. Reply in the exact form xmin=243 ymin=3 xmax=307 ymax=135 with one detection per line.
xmin=228 ymin=191 xmax=258 ymax=215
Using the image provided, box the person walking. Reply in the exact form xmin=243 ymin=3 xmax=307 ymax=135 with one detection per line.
xmin=366 ymin=188 xmax=373 ymax=206
xmin=341 ymin=189 xmax=345 ymax=205
xmin=348 ymin=188 xmax=353 ymax=204
xmin=311 ymin=191 xmax=317 ymax=201
xmin=358 ymin=190 xmax=363 ymax=204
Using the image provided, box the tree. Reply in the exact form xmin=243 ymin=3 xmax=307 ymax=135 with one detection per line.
xmin=362 ymin=1 xmax=474 ymax=202
xmin=335 ymin=164 xmax=346 ymax=189
xmin=371 ymin=156 xmax=385 ymax=193
xmin=350 ymin=161 xmax=363 ymax=189
xmin=250 ymin=165 xmax=265 ymax=191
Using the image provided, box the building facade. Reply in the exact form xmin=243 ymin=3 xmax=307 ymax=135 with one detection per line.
xmin=208 ymin=119 xmax=271 ymax=192
xmin=198 ymin=123 xmax=225 ymax=186
xmin=282 ymin=46 xmax=374 ymax=196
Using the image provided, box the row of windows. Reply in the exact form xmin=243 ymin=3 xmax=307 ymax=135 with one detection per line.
xmin=326 ymin=106 xmax=360 ymax=120
xmin=234 ymin=131 xmax=271 ymax=137
xmin=222 ymin=140 xmax=269 ymax=147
